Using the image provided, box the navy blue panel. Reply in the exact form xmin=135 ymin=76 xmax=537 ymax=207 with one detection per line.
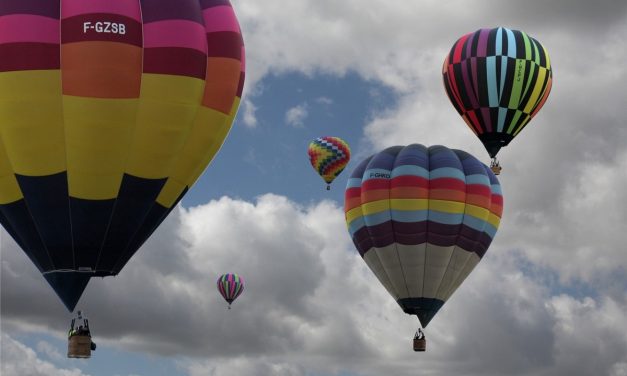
xmin=109 ymin=187 xmax=188 ymax=274
xmin=0 ymin=204 xmax=28 ymax=252
xmin=15 ymin=173 xmax=72 ymax=269
xmin=43 ymin=271 xmax=91 ymax=312
xmin=0 ymin=200 xmax=52 ymax=271
xmin=70 ymin=197 xmax=115 ymax=270
xmin=398 ymin=297 xmax=445 ymax=328
xmin=95 ymin=174 xmax=167 ymax=273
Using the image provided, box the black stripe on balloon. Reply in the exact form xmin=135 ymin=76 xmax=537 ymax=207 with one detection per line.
xmin=514 ymin=31 xmax=526 ymax=59
xmin=443 ymin=72 xmax=463 ymax=115
xmin=398 ymin=297 xmax=445 ymax=328
xmin=495 ymin=55 xmax=504 ymax=100
xmin=355 ymin=221 xmax=491 ymax=257
xmin=451 ymin=62 xmax=472 ymax=111
xmin=70 ymin=197 xmax=114 ymax=271
xmin=498 ymin=57 xmax=516 ymax=109
xmin=533 ymin=38 xmax=548 ymax=67
xmin=0 ymin=199 xmax=52 ymax=271
xmin=519 ymin=60 xmax=537 ymax=107
xmin=15 ymin=172 xmax=73 ymax=270
xmin=486 ymin=29 xmax=497 ymax=56
xmin=94 ymin=174 xmax=167 ymax=273
xmin=110 ymin=186 xmax=188 ymax=274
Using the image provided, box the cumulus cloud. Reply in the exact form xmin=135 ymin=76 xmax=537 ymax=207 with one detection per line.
xmin=3 ymin=195 xmax=627 ymax=375
xmin=0 ymin=333 xmax=90 ymax=376
xmin=2 ymin=1 xmax=627 ymax=375
xmin=241 ymin=99 xmax=259 ymax=128
xmin=285 ymin=104 xmax=309 ymax=127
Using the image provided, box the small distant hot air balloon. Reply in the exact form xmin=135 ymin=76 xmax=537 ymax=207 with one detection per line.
xmin=0 ymin=0 xmax=245 ymax=311
xmin=217 ymin=273 xmax=244 ymax=309
xmin=442 ymin=27 xmax=552 ymax=174
xmin=308 ymin=136 xmax=351 ymax=190
xmin=344 ymin=144 xmax=503 ymax=351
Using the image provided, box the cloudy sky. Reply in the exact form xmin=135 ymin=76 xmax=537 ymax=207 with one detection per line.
xmin=2 ymin=1 xmax=627 ymax=375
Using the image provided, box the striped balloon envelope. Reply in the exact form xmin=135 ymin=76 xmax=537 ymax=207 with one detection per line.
xmin=307 ymin=136 xmax=351 ymax=190
xmin=442 ymin=27 xmax=552 ymax=159
xmin=217 ymin=273 xmax=244 ymax=308
xmin=344 ymin=145 xmax=503 ymax=327
xmin=0 ymin=0 xmax=245 ymax=311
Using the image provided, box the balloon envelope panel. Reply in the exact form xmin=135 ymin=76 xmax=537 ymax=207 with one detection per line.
xmin=0 ymin=0 xmax=245 ymax=311
xmin=344 ymin=144 xmax=503 ymax=327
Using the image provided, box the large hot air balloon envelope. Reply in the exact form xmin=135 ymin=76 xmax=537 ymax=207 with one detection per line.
xmin=344 ymin=144 xmax=503 ymax=328
xmin=217 ymin=273 xmax=244 ymax=308
xmin=0 ymin=0 xmax=245 ymax=311
xmin=307 ymin=136 xmax=351 ymax=190
xmin=442 ymin=27 xmax=552 ymax=159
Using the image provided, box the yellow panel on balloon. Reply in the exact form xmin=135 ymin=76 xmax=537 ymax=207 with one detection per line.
xmin=63 ymin=96 xmax=138 ymax=200
xmin=126 ymin=74 xmax=204 ymax=179
xmin=188 ymin=97 xmax=241 ymax=185
xmin=0 ymin=141 xmax=22 ymax=204
xmin=0 ymin=70 xmax=65 ymax=176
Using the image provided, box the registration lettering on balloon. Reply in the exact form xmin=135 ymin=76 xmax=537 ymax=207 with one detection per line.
xmin=82 ymin=21 xmax=126 ymax=35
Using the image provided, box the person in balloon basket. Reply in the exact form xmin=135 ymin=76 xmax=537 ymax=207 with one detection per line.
xmin=68 ymin=311 xmax=97 ymax=351
xmin=414 ymin=328 xmax=425 ymax=340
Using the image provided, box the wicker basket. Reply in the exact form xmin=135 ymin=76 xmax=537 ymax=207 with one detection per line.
xmin=68 ymin=335 xmax=91 ymax=358
xmin=413 ymin=338 xmax=426 ymax=352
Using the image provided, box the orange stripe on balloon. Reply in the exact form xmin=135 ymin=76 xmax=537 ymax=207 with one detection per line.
xmin=361 ymin=189 xmax=389 ymax=203
xmin=429 ymin=189 xmax=465 ymax=202
xmin=389 ymin=186 xmax=428 ymax=199
xmin=202 ymin=57 xmax=241 ymax=114
xmin=61 ymin=42 xmax=141 ymax=98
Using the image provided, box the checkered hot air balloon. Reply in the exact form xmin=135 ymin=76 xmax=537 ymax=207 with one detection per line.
xmin=307 ymin=136 xmax=351 ymax=190
xmin=442 ymin=27 xmax=552 ymax=172
xmin=344 ymin=144 xmax=503 ymax=349
xmin=217 ymin=273 xmax=244 ymax=309
xmin=0 ymin=0 xmax=245 ymax=311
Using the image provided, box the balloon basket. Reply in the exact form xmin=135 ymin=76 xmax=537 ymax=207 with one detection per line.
xmin=68 ymin=335 xmax=92 ymax=358
xmin=490 ymin=159 xmax=501 ymax=175
xmin=413 ymin=338 xmax=426 ymax=352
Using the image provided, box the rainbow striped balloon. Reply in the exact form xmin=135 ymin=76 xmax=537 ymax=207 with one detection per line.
xmin=217 ymin=273 xmax=244 ymax=308
xmin=0 ymin=0 xmax=245 ymax=311
xmin=307 ymin=136 xmax=351 ymax=190
xmin=344 ymin=145 xmax=503 ymax=327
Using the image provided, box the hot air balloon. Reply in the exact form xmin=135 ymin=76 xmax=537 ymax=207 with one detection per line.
xmin=344 ymin=144 xmax=503 ymax=351
xmin=442 ymin=27 xmax=552 ymax=174
xmin=217 ymin=273 xmax=244 ymax=309
xmin=0 ymin=0 xmax=245 ymax=312
xmin=307 ymin=136 xmax=351 ymax=190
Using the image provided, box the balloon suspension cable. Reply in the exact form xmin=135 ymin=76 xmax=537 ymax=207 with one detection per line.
xmin=490 ymin=157 xmax=502 ymax=175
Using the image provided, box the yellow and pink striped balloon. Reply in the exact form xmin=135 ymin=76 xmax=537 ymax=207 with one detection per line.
xmin=0 ymin=0 xmax=245 ymax=311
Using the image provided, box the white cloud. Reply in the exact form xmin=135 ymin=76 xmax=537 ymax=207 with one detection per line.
xmin=315 ymin=97 xmax=333 ymax=105
xmin=285 ymin=104 xmax=308 ymax=128
xmin=36 ymin=340 xmax=65 ymax=362
xmin=241 ymin=99 xmax=258 ymax=128
xmin=0 ymin=334 xmax=90 ymax=376
xmin=3 ymin=195 xmax=627 ymax=375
